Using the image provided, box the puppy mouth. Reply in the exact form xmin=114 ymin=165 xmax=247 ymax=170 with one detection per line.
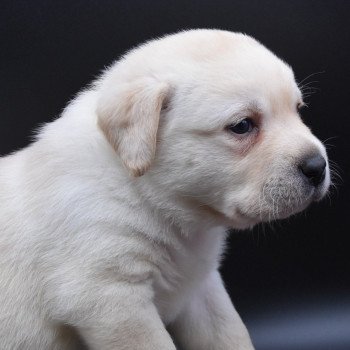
xmin=226 ymin=167 xmax=330 ymax=229
xmin=238 ymin=184 xmax=325 ymax=225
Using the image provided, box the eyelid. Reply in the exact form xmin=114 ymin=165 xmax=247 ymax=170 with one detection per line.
xmin=226 ymin=117 xmax=255 ymax=132
xmin=237 ymin=108 xmax=261 ymax=120
xmin=224 ymin=105 xmax=262 ymax=130
xmin=235 ymin=117 xmax=250 ymax=125
xmin=240 ymin=117 xmax=255 ymax=127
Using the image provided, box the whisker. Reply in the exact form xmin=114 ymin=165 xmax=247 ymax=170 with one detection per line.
xmin=299 ymin=80 xmax=320 ymax=88
xmin=323 ymin=136 xmax=339 ymax=144
xmin=297 ymin=71 xmax=325 ymax=86
xmin=324 ymin=143 xmax=336 ymax=149
xmin=300 ymin=87 xmax=320 ymax=93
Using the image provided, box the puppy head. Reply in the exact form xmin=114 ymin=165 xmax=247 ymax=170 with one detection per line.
xmin=98 ymin=30 xmax=330 ymax=228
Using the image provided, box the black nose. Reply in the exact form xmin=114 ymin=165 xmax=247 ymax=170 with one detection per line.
xmin=300 ymin=154 xmax=326 ymax=186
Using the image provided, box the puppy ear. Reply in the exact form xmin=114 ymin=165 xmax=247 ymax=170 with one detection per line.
xmin=97 ymin=78 xmax=169 ymax=176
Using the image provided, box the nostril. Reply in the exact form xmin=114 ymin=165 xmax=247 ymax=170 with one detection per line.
xmin=300 ymin=154 xmax=327 ymax=186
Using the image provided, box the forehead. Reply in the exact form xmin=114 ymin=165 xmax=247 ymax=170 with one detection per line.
xmin=195 ymin=43 xmax=302 ymax=115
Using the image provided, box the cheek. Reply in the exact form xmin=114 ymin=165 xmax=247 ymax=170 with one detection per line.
xmin=225 ymin=128 xmax=264 ymax=158
xmin=238 ymin=136 xmax=279 ymax=187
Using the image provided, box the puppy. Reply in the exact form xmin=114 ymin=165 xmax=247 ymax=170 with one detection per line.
xmin=0 ymin=29 xmax=330 ymax=350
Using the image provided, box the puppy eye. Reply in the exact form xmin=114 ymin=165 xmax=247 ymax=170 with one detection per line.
xmin=227 ymin=118 xmax=254 ymax=134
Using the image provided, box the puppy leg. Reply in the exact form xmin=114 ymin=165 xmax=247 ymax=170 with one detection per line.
xmin=58 ymin=283 xmax=176 ymax=350
xmin=169 ymin=270 xmax=254 ymax=350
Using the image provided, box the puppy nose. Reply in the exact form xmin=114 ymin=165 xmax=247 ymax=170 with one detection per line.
xmin=300 ymin=154 xmax=326 ymax=186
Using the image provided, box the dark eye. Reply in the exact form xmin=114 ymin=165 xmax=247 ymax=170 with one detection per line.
xmin=228 ymin=118 xmax=254 ymax=134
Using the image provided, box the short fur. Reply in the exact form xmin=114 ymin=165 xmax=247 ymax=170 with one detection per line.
xmin=0 ymin=30 xmax=330 ymax=349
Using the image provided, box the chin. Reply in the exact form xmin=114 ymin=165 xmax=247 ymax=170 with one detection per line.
xmin=232 ymin=197 xmax=314 ymax=228
xmin=265 ymin=201 xmax=313 ymax=222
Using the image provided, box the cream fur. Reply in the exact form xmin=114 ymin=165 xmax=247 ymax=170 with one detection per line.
xmin=0 ymin=29 xmax=329 ymax=349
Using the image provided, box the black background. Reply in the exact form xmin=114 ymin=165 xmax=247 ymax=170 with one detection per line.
xmin=1 ymin=1 xmax=349 ymax=349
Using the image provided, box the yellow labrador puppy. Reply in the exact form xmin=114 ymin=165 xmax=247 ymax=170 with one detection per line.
xmin=0 ymin=29 xmax=329 ymax=350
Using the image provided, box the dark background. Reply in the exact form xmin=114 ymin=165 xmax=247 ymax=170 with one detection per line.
xmin=1 ymin=1 xmax=349 ymax=349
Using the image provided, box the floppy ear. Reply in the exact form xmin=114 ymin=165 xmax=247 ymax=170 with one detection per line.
xmin=97 ymin=78 xmax=169 ymax=177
